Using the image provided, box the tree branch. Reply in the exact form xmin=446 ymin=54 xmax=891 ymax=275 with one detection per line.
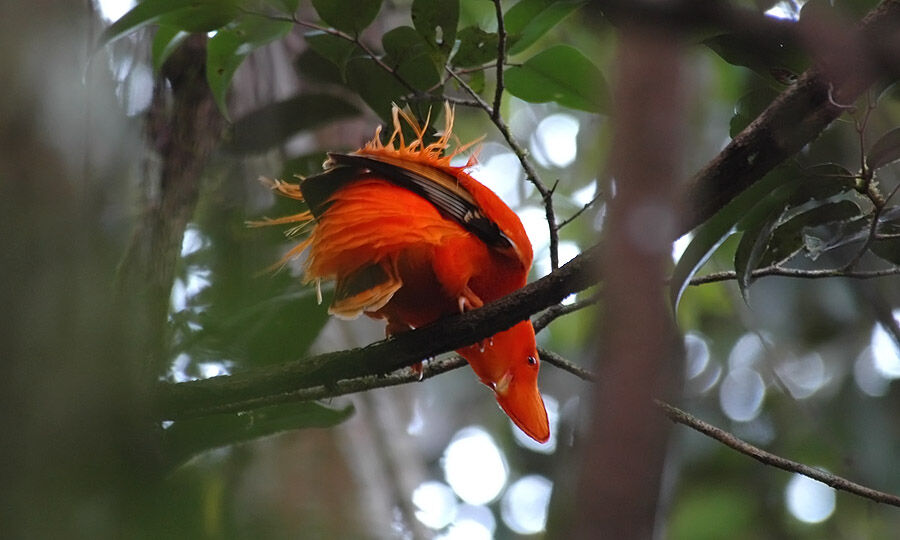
xmin=679 ymin=0 xmax=900 ymax=233
xmin=490 ymin=0 xmax=506 ymax=122
xmin=156 ymin=243 xmax=602 ymax=420
xmin=657 ymin=400 xmax=900 ymax=507
xmin=689 ymin=265 xmax=900 ymax=285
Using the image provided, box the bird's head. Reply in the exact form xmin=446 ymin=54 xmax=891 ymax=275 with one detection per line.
xmin=461 ymin=321 xmax=550 ymax=443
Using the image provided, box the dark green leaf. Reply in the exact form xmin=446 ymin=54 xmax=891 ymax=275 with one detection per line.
xmin=868 ymin=127 xmax=900 ymax=170
xmin=871 ymin=237 xmax=900 ymax=265
xmin=345 ymin=57 xmax=409 ymax=120
xmin=504 ymin=45 xmax=608 ymax=113
xmin=704 ymin=28 xmax=806 ymax=87
xmin=504 ymin=0 xmax=584 ymax=56
xmin=411 ymin=0 xmax=459 ymax=56
xmin=264 ymin=0 xmax=299 ymax=13
xmin=785 ymin=163 xmax=856 ymax=207
xmin=206 ymin=16 xmax=292 ymax=117
xmin=305 ymin=32 xmax=362 ymax=77
xmin=312 ymin=0 xmax=381 ymax=34
xmin=295 ymin=48 xmax=344 ymax=84
xmin=758 ymin=200 xmax=862 ymax=267
xmin=382 ymin=26 xmax=429 ymax=63
xmin=465 ymin=69 xmax=485 ymax=94
xmin=734 ymin=195 xmax=786 ymax=298
xmin=382 ymin=26 xmax=441 ymax=91
xmin=206 ymin=31 xmax=244 ymax=118
xmin=157 ymin=0 xmax=240 ymax=33
xmin=151 ymin=25 xmax=190 ymax=73
xmin=452 ymin=26 xmax=499 ymax=68
xmin=730 ymin=88 xmax=778 ymax=137
xmin=99 ymin=0 xmax=232 ymax=48
xmin=670 ymin=164 xmax=800 ymax=310
xmin=733 ymin=164 xmax=858 ymax=294
xmin=163 ymin=401 xmax=354 ymax=468
xmin=226 ymin=94 xmax=359 ymax=154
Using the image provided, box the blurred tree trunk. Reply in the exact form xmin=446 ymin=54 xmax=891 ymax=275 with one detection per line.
xmin=0 ymin=2 xmax=164 ymax=536
xmin=116 ymin=34 xmax=225 ymax=377
xmin=554 ymin=23 xmax=687 ymax=539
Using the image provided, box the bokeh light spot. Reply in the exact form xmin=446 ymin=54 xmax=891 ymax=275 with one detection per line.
xmin=871 ymin=319 xmax=900 ymax=379
xmin=501 ymin=475 xmax=553 ymax=534
xmin=437 ymin=504 xmax=495 ymax=540
xmin=719 ymin=367 xmax=765 ymax=422
xmin=786 ymin=473 xmax=836 ymax=524
xmin=412 ymin=481 xmax=458 ymax=530
xmin=531 ymin=113 xmax=580 ymax=168
xmin=443 ymin=427 xmax=508 ymax=505
xmin=95 ymin=0 xmax=135 ymax=22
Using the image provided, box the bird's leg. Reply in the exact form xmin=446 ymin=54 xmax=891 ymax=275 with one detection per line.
xmin=457 ymin=285 xmax=484 ymax=313
xmin=457 ymin=286 xmax=491 ymax=352
xmin=385 ymin=320 xmax=426 ymax=380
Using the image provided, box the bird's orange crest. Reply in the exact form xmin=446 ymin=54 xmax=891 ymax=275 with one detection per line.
xmin=355 ymin=102 xmax=482 ymax=170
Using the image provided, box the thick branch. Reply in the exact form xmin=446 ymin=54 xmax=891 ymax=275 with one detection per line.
xmin=157 ymin=243 xmax=601 ymax=419
xmin=116 ymin=35 xmax=224 ymax=375
xmin=679 ymin=0 xmax=900 ymax=233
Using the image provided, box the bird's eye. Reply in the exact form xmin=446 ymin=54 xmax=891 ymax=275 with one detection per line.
xmin=527 ymin=356 xmax=537 ymax=366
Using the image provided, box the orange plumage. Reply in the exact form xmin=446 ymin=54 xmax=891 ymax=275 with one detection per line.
xmin=256 ymin=105 xmax=549 ymax=443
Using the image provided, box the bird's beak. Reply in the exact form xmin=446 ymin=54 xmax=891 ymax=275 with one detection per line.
xmin=494 ymin=371 xmax=550 ymax=443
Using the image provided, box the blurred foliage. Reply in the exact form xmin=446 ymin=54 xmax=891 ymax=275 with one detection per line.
xmin=5 ymin=0 xmax=900 ymax=537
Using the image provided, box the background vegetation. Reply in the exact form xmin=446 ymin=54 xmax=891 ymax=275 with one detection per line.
xmin=3 ymin=0 xmax=900 ymax=538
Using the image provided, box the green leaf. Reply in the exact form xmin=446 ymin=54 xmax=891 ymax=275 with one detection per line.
xmin=465 ymin=69 xmax=485 ymax=94
xmin=732 ymin=164 xmax=857 ymax=296
xmin=206 ymin=16 xmax=293 ymax=118
xmin=225 ymin=94 xmax=360 ymax=154
xmin=868 ymin=127 xmax=900 ymax=170
xmin=704 ymin=27 xmax=806 ymax=87
xmin=99 ymin=0 xmax=214 ymax=48
xmin=784 ymin=163 xmax=857 ymax=207
xmin=505 ymin=0 xmax=584 ymax=56
xmin=734 ymin=194 xmax=786 ymax=298
xmin=305 ymin=32 xmax=361 ymax=77
xmin=452 ymin=26 xmax=499 ymax=68
xmin=871 ymin=237 xmax=900 ymax=265
xmin=504 ymin=45 xmax=608 ymax=113
xmin=758 ymin=200 xmax=862 ymax=267
xmin=382 ymin=26 xmax=441 ymax=91
xmin=151 ymin=26 xmax=190 ymax=73
xmin=345 ymin=57 xmax=409 ymax=120
xmin=264 ymin=0 xmax=299 ymax=12
xmin=163 ymin=401 xmax=354 ymax=468
xmin=311 ymin=0 xmax=382 ymax=34
xmin=730 ymin=88 xmax=778 ymax=138
xmin=206 ymin=31 xmax=244 ymax=118
xmin=158 ymin=0 xmax=240 ymax=33
xmin=295 ymin=48 xmax=344 ymax=84
xmin=411 ymin=0 xmax=459 ymax=57
xmin=670 ymin=164 xmax=800 ymax=310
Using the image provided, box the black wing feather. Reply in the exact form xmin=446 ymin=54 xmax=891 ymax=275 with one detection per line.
xmin=324 ymin=153 xmax=514 ymax=250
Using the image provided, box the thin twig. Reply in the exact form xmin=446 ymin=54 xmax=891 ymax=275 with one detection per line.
xmin=538 ymin=347 xmax=596 ymax=382
xmin=445 ymin=66 xmax=561 ymax=269
xmin=558 ymin=189 xmax=604 ymax=230
xmin=844 ymin=182 xmax=900 ymax=269
xmin=656 ymin=400 xmax=900 ymax=507
xmin=689 ymin=265 xmax=900 ymax=286
xmin=533 ymin=290 xmax=602 ymax=333
xmin=491 ymin=0 xmax=506 ymax=121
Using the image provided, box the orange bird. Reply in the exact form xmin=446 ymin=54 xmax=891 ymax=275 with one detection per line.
xmin=256 ymin=104 xmax=549 ymax=443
